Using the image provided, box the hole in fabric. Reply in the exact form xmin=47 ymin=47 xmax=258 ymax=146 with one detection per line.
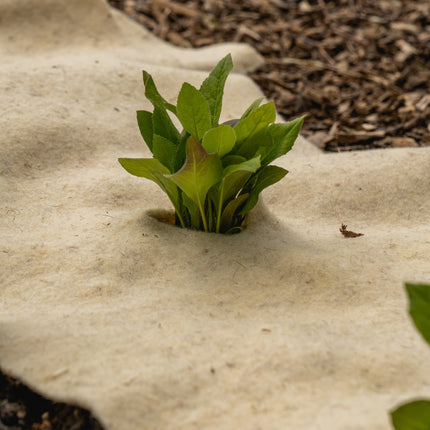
xmin=147 ymin=209 xmax=176 ymax=226
xmin=147 ymin=209 xmax=247 ymax=234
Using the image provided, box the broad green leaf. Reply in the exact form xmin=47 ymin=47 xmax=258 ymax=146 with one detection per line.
xmin=406 ymin=283 xmax=430 ymax=345
xmin=118 ymin=158 xmax=179 ymax=210
xmin=221 ymin=156 xmax=261 ymax=204
xmin=234 ymin=101 xmax=276 ymax=143
xmin=152 ymin=134 xmax=177 ymax=173
xmin=222 ymin=154 xmax=247 ymax=167
xmin=199 ymin=53 xmax=233 ymax=126
xmin=182 ymin=191 xmax=200 ymax=230
xmin=391 ymin=400 xmax=430 ymax=430
xmin=152 ymin=106 xmax=181 ymax=145
xmin=213 ymin=156 xmax=260 ymax=233
xmin=240 ymin=97 xmax=264 ymax=119
xmin=233 ymin=102 xmax=277 ymax=157
xmin=262 ymin=116 xmax=304 ymax=165
xmin=237 ymin=126 xmax=273 ymax=160
xmin=219 ymin=193 xmax=248 ymax=233
xmin=142 ymin=71 xmax=177 ymax=114
xmin=202 ymin=124 xmax=236 ymax=157
xmin=176 ymin=82 xmax=212 ymax=141
xmin=239 ymin=165 xmax=288 ymax=215
xmin=166 ymin=137 xmax=222 ymax=222
xmin=136 ymin=110 xmax=153 ymax=152
xmin=173 ymin=132 xmax=189 ymax=172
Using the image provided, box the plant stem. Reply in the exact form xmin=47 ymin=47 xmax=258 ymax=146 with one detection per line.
xmin=167 ymin=193 xmax=186 ymax=228
xmin=215 ymin=185 xmax=224 ymax=234
xmin=174 ymin=206 xmax=186 ymax=228
xmin=197 ymin=195 xmax=208 ymax=232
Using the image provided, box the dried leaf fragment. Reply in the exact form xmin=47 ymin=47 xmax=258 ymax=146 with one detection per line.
xmin=339 ymin=224 xmax=364 ymax=238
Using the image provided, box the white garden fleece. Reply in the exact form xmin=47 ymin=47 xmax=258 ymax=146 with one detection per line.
xmin=1 ymin=1 xmax=429 ymax=429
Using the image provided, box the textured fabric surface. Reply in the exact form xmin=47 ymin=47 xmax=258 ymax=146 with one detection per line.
xmin=1 ymin=1 xmax=429 ymax=429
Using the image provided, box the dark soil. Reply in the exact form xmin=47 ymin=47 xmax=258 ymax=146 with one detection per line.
xmin=109 ymin=0 xmax=430 ymax=151
xmin=2 ymin=1 xmax=429 ymax=429
xmin=0 ymin=370 xmax=103 ymax=430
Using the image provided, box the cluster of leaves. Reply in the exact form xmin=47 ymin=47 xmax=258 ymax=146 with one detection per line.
xmin=119 ymin=54 xmax=303 ymax=233
xmin=390 ymin=283 xmax=430 ymax=429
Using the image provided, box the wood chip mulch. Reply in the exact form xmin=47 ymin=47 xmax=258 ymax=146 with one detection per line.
xmin=109 ymin=0 xmax=430 ymax=151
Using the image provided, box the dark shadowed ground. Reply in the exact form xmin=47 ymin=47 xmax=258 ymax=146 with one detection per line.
xmin=1 ymin=1 xmax=429 ymax=429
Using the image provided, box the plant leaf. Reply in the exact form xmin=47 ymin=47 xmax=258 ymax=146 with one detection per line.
xmin=234 ymin=101 xmax=276 ymax=142
xmin=233 ymin=101 xmax=277 ymax=156
xmin=176 ymin=82 xmax=212 ymax=141
xmin=221 ymin=156 xmax=261 ymax=204
xmin=202 ymin=124 xmax=236 ymax=157
xmin=199 ymin=53 xmax=233 ymax=126
xmin=262 ymin=116 xmax=304 ymax=165
xmin=391 ymin=400 xmax=430 ymax=430
xmin=136 ymin=110 xmax=153 ymax=152
xmin=152 ymin=105 xmax=181 ymax=145
xmin=181 ymin=191 xmax=200 ymax=230
xmin=406 ymin=283 xmax=430 ymax=345
xmin=152 ymin=134 xmax=178 ymax=173
xmin=166 ymin=136 xmax=223 ymax=208
xmin=212 ymin=156 xmax=260 ymax=233
xmin=237 ymin=127 xmax=273 ymax=160
xmin=222 ymin=154 xmax=247 ymax=167
xmin=219 ymin=193 xmax=248 ymax=233
xmin=239 ymin=165 xmax=288 ymax=215
xmin=240 ymin=97 xmax=264 ymax=119
xmin=118 ymin=158 xmax=179 ymax=208
xmin=142 ymin=71 xmax=177 ymax=114
xmin=173 ymin=131 xmax=189 ymax=172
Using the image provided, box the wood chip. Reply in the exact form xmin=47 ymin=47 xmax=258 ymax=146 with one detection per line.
xmin=339 ymin=224 xmax=364 ymax=238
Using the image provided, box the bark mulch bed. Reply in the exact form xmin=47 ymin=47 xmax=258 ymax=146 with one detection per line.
xmin=2 ymin=1 xmax=429 ymax=429
xmin=110 ymin=0 xmax=430 ymax=151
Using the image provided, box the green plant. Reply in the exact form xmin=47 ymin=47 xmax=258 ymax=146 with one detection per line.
xmin=390 ymin=283 xmax=430 ymax=430
xmin=119 ymin=54 xmax=303 ymax=233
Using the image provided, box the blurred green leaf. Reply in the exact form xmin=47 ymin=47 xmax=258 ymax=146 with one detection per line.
xmin=406 ymin=283 xmax=430 ymax=345
xmin=391 ymin=400 xmax=430 ymax=430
